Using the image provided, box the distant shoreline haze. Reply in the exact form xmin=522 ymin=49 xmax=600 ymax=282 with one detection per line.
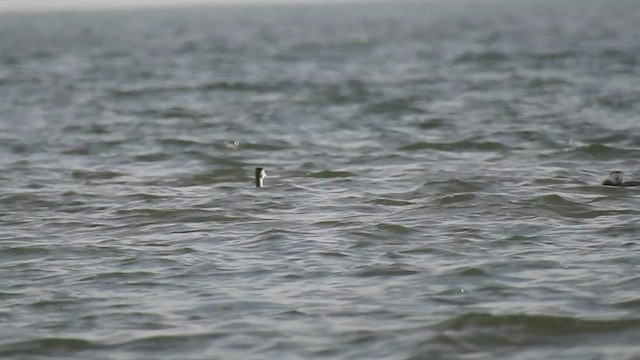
xmin=0 ymin=0 xmax=363 ymax=12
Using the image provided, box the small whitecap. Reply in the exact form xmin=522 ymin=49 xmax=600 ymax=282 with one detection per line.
xmin=225 ymin=140 xmax=240 ymax=150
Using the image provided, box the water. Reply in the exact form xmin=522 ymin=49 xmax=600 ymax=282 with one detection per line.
xmin=1 ymin=0 xmax=640 ymax=358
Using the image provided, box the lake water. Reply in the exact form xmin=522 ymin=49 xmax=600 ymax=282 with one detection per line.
xmin=1 ymin=0 xmax=640 ymax=359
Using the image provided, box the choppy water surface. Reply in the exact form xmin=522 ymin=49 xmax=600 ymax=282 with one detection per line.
xmin=1 ymin=0 xmax=640 ymax=358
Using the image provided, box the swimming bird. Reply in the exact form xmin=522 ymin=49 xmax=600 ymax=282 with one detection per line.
xmin=602 ymin=171 xmax=640 ymax=187
xmin=255 ymin=167 xmax=267 ymax=188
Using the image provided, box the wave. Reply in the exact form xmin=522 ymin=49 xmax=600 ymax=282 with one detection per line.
xmin=71 ymin=169 xmax=124 ymax=180
xmin=308 ymin=170 xmax=355 ymax=178
xmin=435 ymin=193 xmax=476 ymax=205
xmin=429 ymin=179 xmax=484 ymax=193
xmin=454 ymin=51 xmax=510 ymax=63
xmin=369 ymin=198 xmax=415 ymax=206
xmin=0 ymin=193 xmax=54 ymax=208
xmin=355 ymin=263 xmax=419 ymax=277
xmin=131 ymin=152 xmax=171 ymax=162
xmin=362 ymin=97 xmax=427 ymax=115
xmin=399 ymin=140 xmax=508 ymax=152
xmin=512 ymin=194 xmax=631 ymax=218
xmin=109 ymin=80 xmax=293 ymax=98
xmin=562 ymin=144 xmax=640 ymax=160
xmin=439 ymin=312 xmax=640 ymax=336
xmin=112 ymin=208 xmax=248 ymax=225
xmin=0 ymin=337 xmax=100 ymax=357
xmin=416 ymin=118 xmax=449 ymax=130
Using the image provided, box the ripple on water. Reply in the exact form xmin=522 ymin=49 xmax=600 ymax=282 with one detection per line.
xmin=369 ymin=198 xmax=415 ymax=206
xmin=0 ymin=338 xmax=100 ymax=358
xmin=433 ymin=179 xmax=485 ymax=193
xmin=71 ymin=170 xmax=124 ymax=180
xmin=308 ymin=170 xmax=355 ymax=178
xmin=112 ymin=208 xmax=248 ymax=225
xmin=415 ymin=117 xmax=449 ymax=130
xmin=561 ymin=144 xmax=640 ymax=160
xmin=435 ymin=193 xmax=477 ymax=206
xmin=514 ymin=194 xmax=637 ymax=219
xmin=355 ymin=263 xmax=419 ymax=277
xmin=398 ymin=140 xmax=509 ymax=152
xmin=131 ymin=152 xmax=171 ymax=162
xmin=117 ymin=331 xmax=228 ymax=353
xmin=437 ymin=312 xmax=640 ymax=345
xmin=375 ymin=223 xmax=417 ymax=235
xmin=0 ymin=245 xmax=51 ymax=258
xmin=173 ymin=170 xmax=246 ymax=186
xmin=0 ymin=193 xmax=56 ymax=209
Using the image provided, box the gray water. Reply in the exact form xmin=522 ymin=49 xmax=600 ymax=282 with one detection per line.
xmin=1 ymin=0 xmax=640 ymax=359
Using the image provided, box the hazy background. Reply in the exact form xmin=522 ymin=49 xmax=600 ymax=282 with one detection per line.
xmin=0 ymin=0 xmax=357 ymax=12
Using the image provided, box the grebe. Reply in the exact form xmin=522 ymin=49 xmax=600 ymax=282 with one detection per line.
xmin=602 ymin=171 xmax=640 ymax=187
xmin=255 ymin=167 xmax=267 ymax=188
